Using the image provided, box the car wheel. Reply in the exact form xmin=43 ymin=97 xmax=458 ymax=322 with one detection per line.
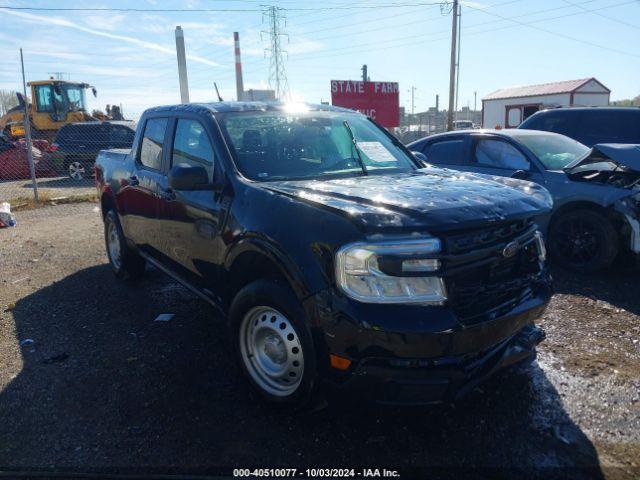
xmin=548 ymin=209 xmax=618 ymax=273
xmin=229 ymin=279 xmax=318 ymax=408
xmin=104 ymin=209 xmax=146 ymax=280
xmin=67 ymin=161 xmax=86 ymax=180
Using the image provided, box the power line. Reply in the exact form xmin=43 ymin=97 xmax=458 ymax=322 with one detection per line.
xmin=562 ymin=0 xmax=640 ymax=30
xmin=252 ymin=0 xmax=639 ymax=64
xmin=0 ymin=3 xmax=447 ymax=13
xmin=464 ymin=0 xmax=640 ymax=59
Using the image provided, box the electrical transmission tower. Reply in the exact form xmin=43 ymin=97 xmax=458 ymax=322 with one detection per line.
xmin=263 ymin=5 xmax=290 ymax=101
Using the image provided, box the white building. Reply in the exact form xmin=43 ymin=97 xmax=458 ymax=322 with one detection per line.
xmin=482 ymin=78 xmax=610 ymax=129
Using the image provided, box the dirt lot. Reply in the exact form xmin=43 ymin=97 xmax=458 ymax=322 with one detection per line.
xmin=1 ymin=203 xmax=639 ymax=478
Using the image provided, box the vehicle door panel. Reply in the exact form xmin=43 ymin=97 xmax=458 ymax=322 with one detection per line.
xmin=157 ymin=114 xmax=229 ymax=285
xmin=119 ymin=117 xmax=169 ymax=257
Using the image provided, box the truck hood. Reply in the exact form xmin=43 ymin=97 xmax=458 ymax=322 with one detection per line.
xmin=262 ymin=168 xmax=552 ymax=232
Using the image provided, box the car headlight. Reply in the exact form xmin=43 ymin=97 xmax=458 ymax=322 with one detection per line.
xmin=335 ymin=239 xmax=447 ymax=304
xmin=534 ymin=230 xmax=547 ymax=261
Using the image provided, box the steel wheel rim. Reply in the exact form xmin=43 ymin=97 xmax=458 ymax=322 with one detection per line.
xmin=107 ymin=219 xmax=121 ymax=269
xmin=69 ymin=162 xmax=85 ymax=180
xmin=239 ymin=306 xmax=304 ymax=396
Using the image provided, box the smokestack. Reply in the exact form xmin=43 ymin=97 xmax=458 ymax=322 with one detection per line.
xmin=234 ymin=32 xmax=245 ymax=101
xmin=175 ymin=26 xmax=190 ymax=103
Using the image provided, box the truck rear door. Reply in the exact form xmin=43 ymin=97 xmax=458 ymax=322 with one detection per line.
xmin=120 ymin=116 xmax=170 ymax=257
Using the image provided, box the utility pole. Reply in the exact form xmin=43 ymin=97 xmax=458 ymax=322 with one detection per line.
xmin=409 ymin=86 xmax=416 ymax=116
xmin=175 ymin=26 xmax=190 ymax=104
xmin=435 ymin=94 xmax=439 ymax=133
xmin=20 ymin=48 xmax=38 ymax=203
xmin=446 ymin=0 xmax=459 ymax=131
xmin=263 ymin=6 xmax=289 ymax=101
xmin=234 ymin=32 xmax=245 ymax=101
xmin=454 ymin=3 xmax=461 ymax=123
xmin=474 ymin=90 xmax=477 ymax=112
xmin=361 ymin=64 xmax=368 ymax=82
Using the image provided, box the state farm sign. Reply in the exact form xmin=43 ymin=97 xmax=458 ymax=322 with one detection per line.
xmin=330 ymin=80 xmax=399 ymax=127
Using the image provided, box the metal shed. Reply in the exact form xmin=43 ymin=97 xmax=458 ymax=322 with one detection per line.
xmin=482 ymin=78 xmax=610 ymax=129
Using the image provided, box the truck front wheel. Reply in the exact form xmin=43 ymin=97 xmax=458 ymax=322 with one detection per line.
xmin=229 ymin=279 xmax=318 ymax=408
xmin=104 ymin=209 xmax=146 ymax=280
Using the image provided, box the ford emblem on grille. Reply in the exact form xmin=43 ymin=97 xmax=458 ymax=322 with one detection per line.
xmin=502 ymin=241 xmax=519 ymax=258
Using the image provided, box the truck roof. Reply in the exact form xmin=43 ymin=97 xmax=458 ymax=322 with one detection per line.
xmin=143 ymin=101 xmax=354 ymax=115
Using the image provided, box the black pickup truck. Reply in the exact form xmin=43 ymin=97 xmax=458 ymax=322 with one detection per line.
xmin=95 ymin=102 xmax=553 ymax=407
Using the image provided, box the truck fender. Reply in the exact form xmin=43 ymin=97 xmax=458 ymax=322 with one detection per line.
xmin=224 ymin=236 xmax=315 ymax=302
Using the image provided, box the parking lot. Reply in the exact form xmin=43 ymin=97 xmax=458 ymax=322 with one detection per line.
xmin=0 ymin=203 xmax=639 ymax=478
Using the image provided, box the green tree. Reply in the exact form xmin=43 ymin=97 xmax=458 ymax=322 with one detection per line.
xmin=611 ymin=94 xmax=640 ymax=107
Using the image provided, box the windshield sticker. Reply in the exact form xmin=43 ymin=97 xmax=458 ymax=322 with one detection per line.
xmin=357 ymin=142 xmax=396 ymax=163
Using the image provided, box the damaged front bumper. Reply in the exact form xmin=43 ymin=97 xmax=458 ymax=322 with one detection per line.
xmin=333 ymin=324 xmax=545 ymax=406
xmin=615 ymin=195 xmax=640 ymax=256
xmin=308 ymin=276 xmax=551 ymax=406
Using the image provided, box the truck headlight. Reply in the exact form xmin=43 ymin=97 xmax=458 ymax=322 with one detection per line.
xmin=335 ymin=239 xmax=447 ymax=304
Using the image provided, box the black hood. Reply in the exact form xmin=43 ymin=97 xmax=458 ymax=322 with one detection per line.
xmin=263 ymin=168 xmax=552 ymax=232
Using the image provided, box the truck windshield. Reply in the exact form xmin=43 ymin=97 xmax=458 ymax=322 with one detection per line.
xmin=217 ymin=109 xmax=417 ymax=181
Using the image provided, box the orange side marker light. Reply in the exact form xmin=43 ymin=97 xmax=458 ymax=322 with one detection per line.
xmin=330 ymin=354 xmax=352 ymax=371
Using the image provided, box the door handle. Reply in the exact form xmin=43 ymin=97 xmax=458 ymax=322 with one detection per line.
xmin=128 ymin=175 xmax=139 ymax=186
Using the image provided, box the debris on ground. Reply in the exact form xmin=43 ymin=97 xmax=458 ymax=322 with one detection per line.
xmin=0 ymin=202 xmax=16 ymax=228
xmin=153 ymin=313 xmax=174 ymax=322
xmin=19 ymin=338 xmax=35 ymax=353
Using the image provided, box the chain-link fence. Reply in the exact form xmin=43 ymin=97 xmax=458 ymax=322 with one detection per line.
xmin=0 ymin=113 xmax=136 ymax=210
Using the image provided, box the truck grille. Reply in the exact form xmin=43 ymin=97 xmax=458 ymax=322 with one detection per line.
xmin=444 ymin=218 xmax=533 ymax=255
xmin=438 ymin=219 xmax=543 ymax=324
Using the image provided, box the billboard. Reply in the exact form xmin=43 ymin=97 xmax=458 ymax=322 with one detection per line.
xmin=330 ymin=80 xmax=399 ymax=127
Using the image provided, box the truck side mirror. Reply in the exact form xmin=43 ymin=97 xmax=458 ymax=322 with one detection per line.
xmin=91 ymin=87 xmax=97 ymax=98
xmin=169 ymin=163 xmax=223 ymax=191
xmin=169 ymin=164 xmax=209 ymax=190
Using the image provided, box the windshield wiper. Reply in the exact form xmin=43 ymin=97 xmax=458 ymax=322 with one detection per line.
xmin=343 ymin=120 xmax=367 ymax=176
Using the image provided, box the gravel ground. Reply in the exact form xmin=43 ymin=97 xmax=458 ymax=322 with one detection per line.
xmin=0 ymin=203 xmax=639 ymax=479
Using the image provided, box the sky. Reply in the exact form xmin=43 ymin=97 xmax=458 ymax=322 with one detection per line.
xmin=0 ymin=0 xmax=638 ymax=119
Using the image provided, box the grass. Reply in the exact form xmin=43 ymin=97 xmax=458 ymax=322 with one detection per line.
xmin=8 ymin=192 xmax=98 ymax=211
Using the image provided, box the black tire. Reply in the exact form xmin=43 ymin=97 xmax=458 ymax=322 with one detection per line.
xmin=229 ymin=279 xmax=318 ymax=408
xmin=103 ymin=209 xmax=146 ymax=280
xmin=548 ymin=209 xmax=618 ymax=273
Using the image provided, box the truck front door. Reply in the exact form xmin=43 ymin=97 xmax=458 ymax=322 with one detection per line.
xmin=157 ymin=115 xmax=228 ymax=285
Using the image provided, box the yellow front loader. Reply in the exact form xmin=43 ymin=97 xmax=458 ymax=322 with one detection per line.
xmin=0 ymin=79 xmax=97 ymax=141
